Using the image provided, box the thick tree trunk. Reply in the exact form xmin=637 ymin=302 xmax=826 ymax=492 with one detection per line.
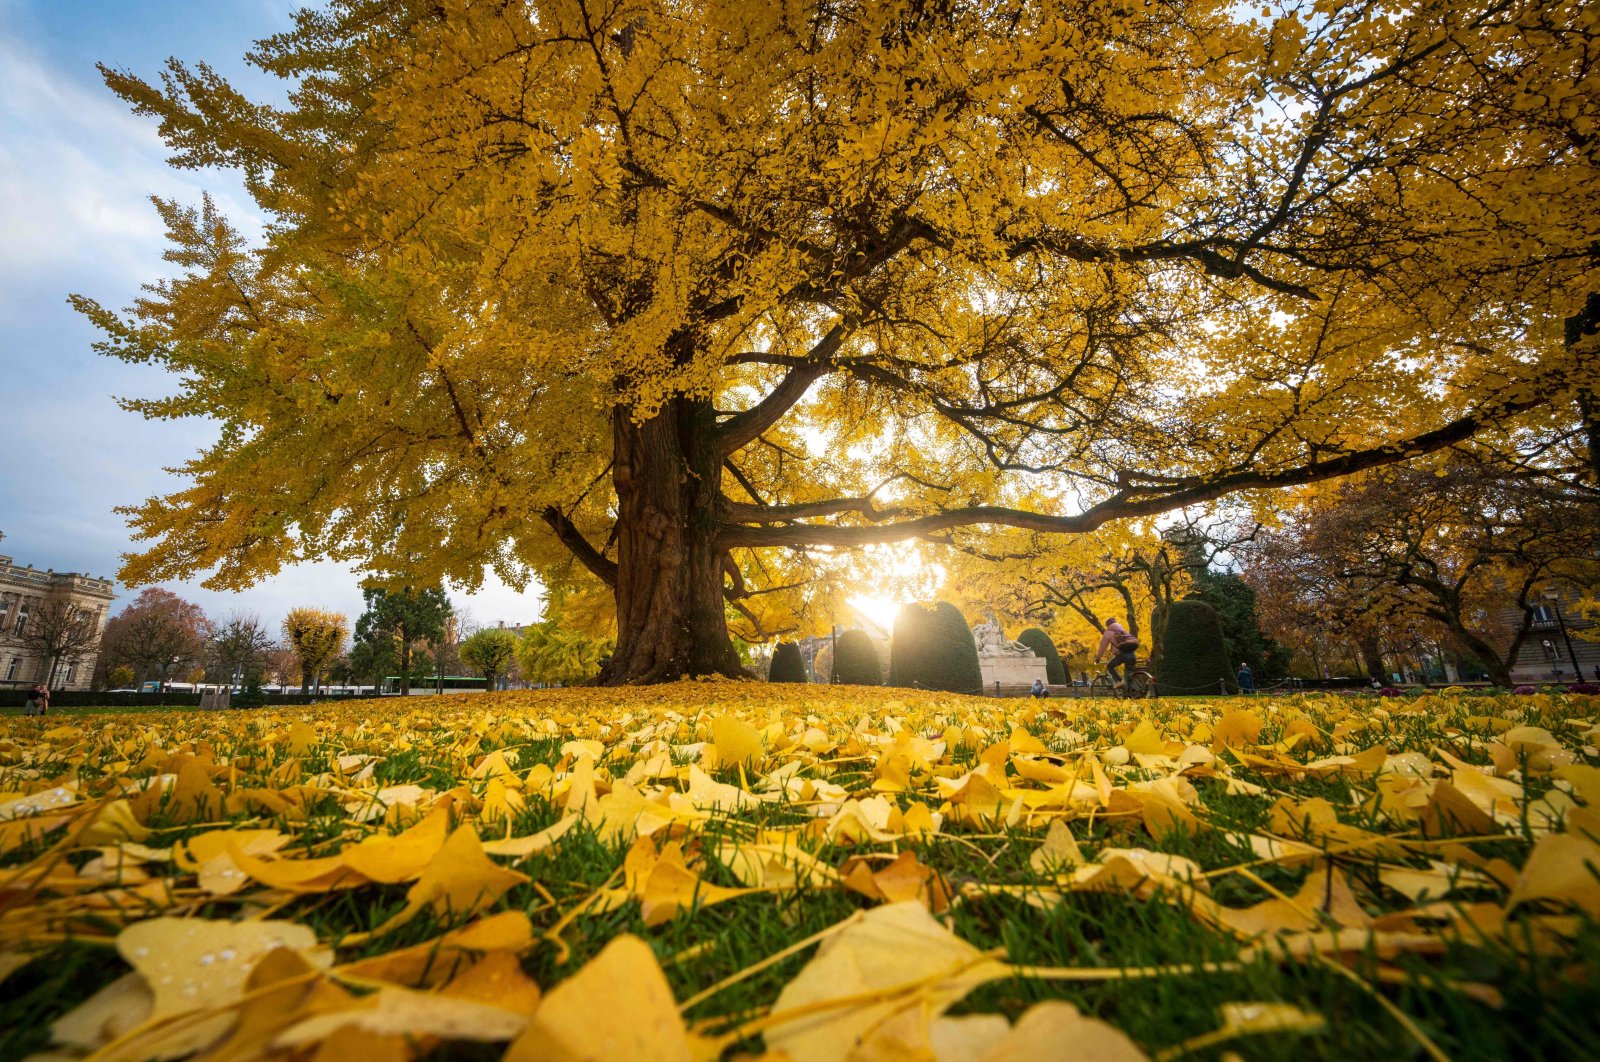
xmin=1358 ymin=636 xmax=1386 ymax=684
xmin=1447 ymin=625 xmax=1513 ymax=687
xmin=601 ymin=399 xmax=744 ymax=684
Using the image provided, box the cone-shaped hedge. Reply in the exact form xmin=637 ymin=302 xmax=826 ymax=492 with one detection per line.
xmin=768 ymin=641 xmax=808 ymax=683
xmin=888 ymin=604 xmax=931 ymax=688
xmin=890 ymin=601 xmax=982 ymax=692
xmin=1156 ymin=598 xmax=1235 ymax=695
xmin=1017 ymin=628 xmax=1067 ymax=685
xmin=833 ymin=629 xmax=882 ymax=685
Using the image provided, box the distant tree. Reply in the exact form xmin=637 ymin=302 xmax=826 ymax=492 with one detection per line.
xmin=353 ymin=586 xmax=452 ymax=695
xmin=833 ymin=630 xmax=882 ymax=686
xmin=1185 ymin=569 xmax=1291 ymax=684
xmin=768 ymin=642 xmax=808 ymax=683
xmin=108 ymin=664 xmax=135 ymax=689
xmin=206 ymin=612 xmax=274 ymax=686
xmin=1016 ymin=628 xmax=1067 ymax=685
xmin=282 ymin=608 xmax=349 ymax=693
xmin=1158 ymin=599 xmax=1235 ymax=695
xmin=348 ymin=635 xmax=395 ymax=690
xmin=15 ymin=599 xmax=104 ymax=688
xmin=1243 ymin=457 xmax=1600 ymax=685
xmin=461 ymin=628 xmax=519 ymax=689
xmin=101 ymin=588 xmax=209 ymax=691
xmin=263 ymin=646 xmax=299 ymax=688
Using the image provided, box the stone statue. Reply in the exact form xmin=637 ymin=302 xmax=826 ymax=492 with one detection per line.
xmin=972 ymin=612 xmax=1034 ymax=657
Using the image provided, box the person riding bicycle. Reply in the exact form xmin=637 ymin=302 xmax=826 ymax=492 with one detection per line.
xmin=1094 ymin=619 xmax=1140 ymax=690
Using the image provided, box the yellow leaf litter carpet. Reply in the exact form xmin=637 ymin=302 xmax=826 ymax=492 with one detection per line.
xmin=1 ymin=686 xmax=1597 ymax=1060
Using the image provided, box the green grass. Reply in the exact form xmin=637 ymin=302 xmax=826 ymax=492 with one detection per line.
xmin=1 ymin=689 xmax=1597 ymax=1060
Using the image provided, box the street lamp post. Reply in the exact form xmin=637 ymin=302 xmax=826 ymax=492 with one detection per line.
xmin=1543 ymin=589 xmax=1580 ymax=681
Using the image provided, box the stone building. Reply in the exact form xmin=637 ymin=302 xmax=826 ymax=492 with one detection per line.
xmin=0 ymin=533 xmax=116 ymax=691
xmin=1507 ymin=591 xmax=1599 ymax=685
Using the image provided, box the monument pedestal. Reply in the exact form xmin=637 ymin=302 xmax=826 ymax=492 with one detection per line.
xmin=978 ymin=653 xmax=1048 ymax=688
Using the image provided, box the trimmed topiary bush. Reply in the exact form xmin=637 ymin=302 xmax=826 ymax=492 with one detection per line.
xmin=1017 ymin=627 xmax=1067 ymax=685
xmin=889 ymin=601 xmax=982 ymax=692
xmin=768 ymin=642 xmax=808 ymax=683
xmin=1155 ymin=599 xmax=1235 ymax=695
xmin=889 ymin=604 xmax=932 ymax=687
xmin=833 ymin=629 xmax=883 ymax=685
xmin=926 ymin=602 xmax=984 ymax=693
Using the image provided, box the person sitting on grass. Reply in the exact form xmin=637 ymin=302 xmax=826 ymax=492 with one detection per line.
xmin=1030 ymin=677 xmax=1048 ymax=698
xmin=1094 ymin=619 xmax=1139 ymax=690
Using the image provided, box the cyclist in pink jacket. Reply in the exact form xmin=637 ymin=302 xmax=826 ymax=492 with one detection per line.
xmin=1094 ymin=619 xmax=1140 ymax=688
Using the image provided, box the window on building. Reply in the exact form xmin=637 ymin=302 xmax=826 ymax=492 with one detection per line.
xmin=1541 ymin=638 xmax=1562 ymax=661
xmin=13 ymin=602 xmax=28 ymax=637
xmin=4 ymin=658 xmax=17 ymax=681
xmin=1531 ymin=605 xmax=1558 ymax=625
xmin=66 ymin=663 xmax=77 ymax=684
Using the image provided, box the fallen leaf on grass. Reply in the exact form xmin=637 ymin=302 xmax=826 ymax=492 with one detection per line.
xmin=764 ymin=902 xmax=1008 ymax=1062
xmin=504 ymin=935 xmax=693 ymax=1062
xmin=117 ymin=916 xmax=330 ymax=1023
xmin=336 ymin=911 xmax=535 ymax=986
xmin=375 ymin=824 xmax=530 ymax=933
xmin=1508 ymin=833 xmax=1600 ymax=916
xmin=841 ymin=851 xmax=952 ymax=911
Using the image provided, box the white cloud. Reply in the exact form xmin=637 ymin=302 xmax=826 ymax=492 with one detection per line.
xmin=0 ymin=10 xmax=547 ymax=641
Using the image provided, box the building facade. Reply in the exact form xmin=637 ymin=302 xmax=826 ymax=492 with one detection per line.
xmin=0 ymin=534 xmax=116 ymax=691
xmin=1506 ymin=592 xmax=1599 ymax=686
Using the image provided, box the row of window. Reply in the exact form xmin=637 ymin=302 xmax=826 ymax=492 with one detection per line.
xmin=4 ymin=656 xmax=79 ymax=683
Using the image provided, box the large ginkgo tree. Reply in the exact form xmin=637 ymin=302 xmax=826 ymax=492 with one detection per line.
xmin=76 ymin=0 xmax=1599 ymax=682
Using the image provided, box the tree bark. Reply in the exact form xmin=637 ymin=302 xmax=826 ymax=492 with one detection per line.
xmin=1358 ymin=636 xmax=1386 ymax=684
xmin=601 ymin=398 xmax=744 ymax=683
xmin=1440 ymin=620 xmax=1513 ymax=687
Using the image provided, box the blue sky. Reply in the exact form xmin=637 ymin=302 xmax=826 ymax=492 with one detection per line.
xmin=0 ymin=0 xmax=546 ymax=630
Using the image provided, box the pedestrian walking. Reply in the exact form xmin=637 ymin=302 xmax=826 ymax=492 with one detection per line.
xmin=1237 ymin=662 xmax=1255 ymax=694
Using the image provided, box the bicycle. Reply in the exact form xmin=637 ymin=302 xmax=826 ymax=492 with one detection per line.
xmin=1090 ymin=662 xmax=1155 ymax=699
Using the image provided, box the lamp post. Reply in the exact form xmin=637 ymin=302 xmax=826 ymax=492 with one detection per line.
xmin=1543 ymin=589 xmax=1580 ymax=681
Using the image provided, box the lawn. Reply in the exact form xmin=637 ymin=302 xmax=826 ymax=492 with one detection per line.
xmin=1 ymin=685 xmax=1596 ymax=1060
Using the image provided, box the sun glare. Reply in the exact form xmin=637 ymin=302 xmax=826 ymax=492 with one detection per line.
xmin=847 ymin=595 xmax=901 ymax=633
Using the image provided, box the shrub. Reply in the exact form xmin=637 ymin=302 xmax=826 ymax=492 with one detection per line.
xmin=1016 ymin=628 xmax=1066 ymax=685
xmin=1155 ymin=599 xmax=1235 ymax=695
xmin=234 ymin=677 xmax=267 ymax=708
xmin=515 ymin=622 xmax=613 ymax=686
xmin=1568 ymin=682 xmax=1600 ymax=695
xmin=833 ymin=630 xmax=882 ymax=685
xmin=768 ymin=642 xmax=808 ymax=683
xmin=1512 ymin=685 xmax=1537 ymax=695
xmin=888 ymin=604 xmax=931 ymax=688
xmin=888 ymin=601 xmax=982 ymax=693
